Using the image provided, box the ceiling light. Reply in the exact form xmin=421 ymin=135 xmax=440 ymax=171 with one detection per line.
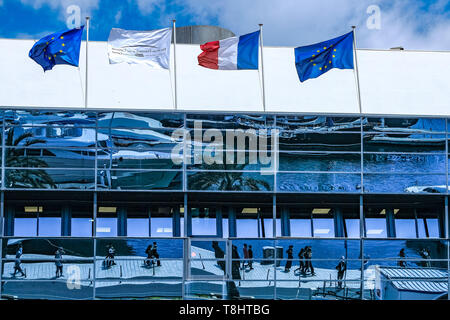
xmin=242 ymin=208 xmax=258 ymax=214
xmin=98 ymin=206 xmax=117 ymax=213
xmin=312 ymin=208 xmax=330 ymax=214
xmin=314 ymin=229 xmax=330 ymax=234
xmin=24 ymin=206 xmax=43 ymax=213
xmin=367 ymin=229 xmax=384 ymax=235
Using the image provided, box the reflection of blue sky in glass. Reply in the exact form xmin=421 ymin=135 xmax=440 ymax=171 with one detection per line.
xmin=38 ymin=217 xmax=61 ymax=236
xmin=236 ymin=220 xmax=258 ymax=238
xmin=191 ymin=218 xmax=216 ymax=236
xmin=345 ymin=219 xmax=360 ymax=238
xmin=71 ymin=218 xmax=92 ymax=237
xmin=14 ymin=218 xmax=37 ymax=236
xmin=222 ymin=218 xmax=228 ymax=238
xmin=418 ymin=219 xmax=440 ymax=238
xmin=127 ymin=218 xmax=149 ymax=237
xmin=290 ymin=219 xmax=312 ymax=237
xmin=151 ymin=217 xmax=172 ymax=237
xmin=365 ymin=218 xmax=387 ymax=238
xmin=96 ymin=218 xmax=117 ymax=237
xmin=313 ymin=218 xmax=335 ymax=238
xmin=395 ymin=219 xmax=416 ymax=238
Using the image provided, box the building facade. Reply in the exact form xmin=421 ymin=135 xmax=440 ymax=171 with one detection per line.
xmin=0 ymin=34 xmax=450 ymax=300
xmin=0 ymin=109 xmax=448 ymax=300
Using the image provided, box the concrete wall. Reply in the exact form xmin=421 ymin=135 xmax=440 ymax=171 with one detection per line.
xmin=1 ymin=38 xmax=450 ymax=116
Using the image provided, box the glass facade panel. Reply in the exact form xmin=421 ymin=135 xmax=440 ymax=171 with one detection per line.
xmin=278 ymin=173 xmax=361 ymax=193
xmin=5 ymin=169 xmax=96 ymax=190
xmin=0 ymin=109 xmax=449 ymax=300
xmin=364 ymin=118 xmax=445 ymax=133
xmin=363 ymin=174 xmax=446 ymax=194
xmin=279 ymin=152 xmax=361 ymax=172
xmin=188 ymin=171 xmax=273 ymax=192
xmin=363 ymin=153 xmax=446 ymax=173
xmin=98 ymin=170 xmax=182 ymax=190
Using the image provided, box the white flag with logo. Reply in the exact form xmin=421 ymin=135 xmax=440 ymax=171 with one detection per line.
xmin=107 ymin=28 xmax=172 ymax=69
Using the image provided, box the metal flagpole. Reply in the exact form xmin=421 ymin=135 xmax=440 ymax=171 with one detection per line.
xmin=351 ymin=26 xmax=363 ymax=114
xmin=85 ymin=16 xmax=90 ymax=109
xmin=259 ymin=24 xmax=266 ymax=112
xmin=172 ymin=19 xmax=178 ymax=110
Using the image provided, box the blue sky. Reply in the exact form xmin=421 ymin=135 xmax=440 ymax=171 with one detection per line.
xmin=1 ymin=0 xmax=450 ymax=50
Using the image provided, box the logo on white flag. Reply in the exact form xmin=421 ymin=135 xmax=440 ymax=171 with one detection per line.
xmin=107 ymin=28 xmax=172 ymax=69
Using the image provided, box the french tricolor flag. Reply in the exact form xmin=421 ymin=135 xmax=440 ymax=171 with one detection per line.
xmin=198 ymin=31 xmax=260 ymax=70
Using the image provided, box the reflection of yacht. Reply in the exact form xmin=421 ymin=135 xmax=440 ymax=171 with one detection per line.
xmin=8 ymin=113 xmax=182 ymax=189
xmin=405 ymin=185 xmax=447 ymax=194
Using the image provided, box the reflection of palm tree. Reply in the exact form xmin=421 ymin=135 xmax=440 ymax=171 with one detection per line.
xmin=189 ymin=164 xmax=270 ymax=191
xmin=5 ymin=128 xmax=55 ymax=188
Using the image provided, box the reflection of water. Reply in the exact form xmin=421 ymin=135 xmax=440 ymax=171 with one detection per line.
xmin=278 ymin=153 xmax=445 ymax=193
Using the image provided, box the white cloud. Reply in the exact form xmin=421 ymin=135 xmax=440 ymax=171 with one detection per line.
xmin=134 ymin=0 xmax=164 ymax=15
xmin=114 ymin=9 xmax=122 ymax=23
xmin=19 ymin=0 xmax=100 ymax=20
xmin=178 ymin=0 xmax=450 ymax=50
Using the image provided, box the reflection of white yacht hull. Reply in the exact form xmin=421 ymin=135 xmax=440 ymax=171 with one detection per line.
xmin=369 ymin=136 xmax=445 ymax=146
xmin=405 ymin=185 xmax=447 ymax=193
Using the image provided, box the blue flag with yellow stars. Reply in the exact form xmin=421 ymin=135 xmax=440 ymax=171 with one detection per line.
xmin=29 ymin=26 xmax=84 ymax=72
xmin=294 ymin=31 xmax=354 ymax=82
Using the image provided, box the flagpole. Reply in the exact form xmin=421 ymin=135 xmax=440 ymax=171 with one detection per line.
xmin=259 ymin=24 xmax=266 ymax=112
xmin=85 ymin=16 xmax=90 ymax=109
xmin=352 ymin=26 xmax=362 ymax=114
xmin=172 ymin=19 xmax=178 ymax=110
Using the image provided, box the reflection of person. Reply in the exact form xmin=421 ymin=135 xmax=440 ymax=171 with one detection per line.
xmin=295 ymin=248 xmax=305 ymax=273
xmin=285 ymin=245 xmax=293 ymax=272
xmin=305 ymin=246 xmax=315 ymax=275
xmin=242 ymin=244 xmax=249 ymax=270
xmin=336 ymin=256 xmax=347 ymax=289
xmin=231 ymin=245 xmax=241 ymax=280
xmin=145 ymin=244 xmax=153 ymax=266
xmin=421 ymin=248 xmax=431 ymax=268
xmin=212 ymin=241 xmax=225 ymax=271
xmin=106 ymin=244 xmax=116 ymax=268
xmin=12 ymin=244 xmax=26 ymax=277
xmin=398 ymin=249 xmax=406 ymax=268
xmin=55 ymin=247 xmax=65 ymax=278
xmin=358 ymin=253 xmax=370 ymax=270
xmin=248 ymin=245 xmax=254 ymax=270
xmin=151 ymin=242 xmax=161 ymax=266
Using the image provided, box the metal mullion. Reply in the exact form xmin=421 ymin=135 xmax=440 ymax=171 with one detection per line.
xmin=2 ymin=117 xmax=5 ymax=192
xmin=183 ymin=113 xmax=187 ymax=193
xmin=93 ymin=191 xmax=97 ymax=300
xmin=446 ymin=195 xmax=449 ymax=301
xmin=446 ymin=118 xmax=448 ymax=197
xmin=95 ymin=112 xmax=98 ymax=191
xmin=359 ymin=194 xmax=364 ymax=300
xmin=0 ymin=191 xmax=3 ymax=299
xmin=274 ymin=114 xmax=278 ymax=198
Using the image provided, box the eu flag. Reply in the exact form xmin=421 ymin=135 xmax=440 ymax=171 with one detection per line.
xmin=294 ymin=31 xmax=354 ymax=82
xmin=29 ymin=26 xmax=84 ymax=72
